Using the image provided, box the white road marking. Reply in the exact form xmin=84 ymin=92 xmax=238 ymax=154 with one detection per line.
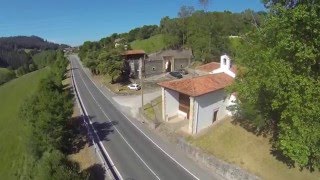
xmin=71 ymin=60 xmax=123 ymax=180
xmin=73 ymin=55 xmax=200 ymax=180
xmin=75 ymin=61 xmax=160 ymax=180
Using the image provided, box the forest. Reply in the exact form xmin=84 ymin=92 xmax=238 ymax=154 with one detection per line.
xmin=0 ymin=36 xmax=68 ymax=84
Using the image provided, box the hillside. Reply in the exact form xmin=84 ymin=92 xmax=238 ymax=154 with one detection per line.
xmin=0 ymin=68 xmax=49 ymax=179
xmin=0 ymin=35 xmax=68 ymax=51
xmin=131 ymin=34 xmax=166 ymax=53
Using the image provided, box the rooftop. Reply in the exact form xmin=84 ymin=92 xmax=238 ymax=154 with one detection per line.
xmin=122 ymin=49 xmax=145 ymax=56
xmin=196 ymin=61 xmax=237 ymax=74
xmin=158 ymin=73 xmax=234 ymax=97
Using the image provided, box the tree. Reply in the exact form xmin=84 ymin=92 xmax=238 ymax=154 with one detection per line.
xmin=232 ymin=2 xmax=320 ymax=169
xmin=178 ymin=6 xmax=195 ymax=46
xmin=199 ymin=0 xmax=210 ymax=11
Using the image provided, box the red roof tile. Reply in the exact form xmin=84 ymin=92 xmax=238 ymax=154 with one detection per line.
xmin=196 ymin=62 xmax=220 ymax=72
xmin=122 ymin=49 xmax=145 ymax=55
xmin=158 ymin=73 xmax=234 ymax=97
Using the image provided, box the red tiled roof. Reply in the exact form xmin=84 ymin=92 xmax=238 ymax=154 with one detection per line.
xmin=122 ymin=49 xmax=145 ymax=55
xmin=158 ymin=73 xmax=234 ymax=97
xmin=196 ymin=62 xmax=220 ymax=72
xmin=231 ymin=65 xmax=237 ymax=74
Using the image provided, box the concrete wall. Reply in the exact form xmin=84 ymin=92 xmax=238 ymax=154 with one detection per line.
xmin=174 ymin=58 xmax=189 ymax=71
xmin=163 ymin=88 xmax=179 ymax=120
xmin=194 ymin=89 xmax=228 ymax=133
xmin=145 ymin=60 xmax=164 ymax=77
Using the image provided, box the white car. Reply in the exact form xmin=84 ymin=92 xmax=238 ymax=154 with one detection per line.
xmin=127 ymin=83 xmax=141 ymax=90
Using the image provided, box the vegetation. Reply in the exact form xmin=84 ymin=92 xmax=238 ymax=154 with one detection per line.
xmin=78 ymin=8 xmax=262 ymax=82
xmin=0 ymin=68 xmax=49 ymax=179
xmin=231 ymin=1 xmax=320 ymax=170
xmin=188 ymin=119 xmax=320 ymax=180
xmin=17 ymin=51 xmax=86 ymax=179
xmin=32 ymin=50 xmax=57 ymax=69
xmin=131 ymin=34 xmax=166 ymax=53
xmin=0 ymin=67 xmax=16 ymax=85
xmin=0 ymin=35 xmax=68 ymax=75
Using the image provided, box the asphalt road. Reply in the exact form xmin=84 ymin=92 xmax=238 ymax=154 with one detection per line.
xmin=69 ymin=55 xmax=221 ymax=180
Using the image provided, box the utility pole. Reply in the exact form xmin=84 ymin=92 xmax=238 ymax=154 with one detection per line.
xmin=141 ymin=54 xmax=145 ymax=115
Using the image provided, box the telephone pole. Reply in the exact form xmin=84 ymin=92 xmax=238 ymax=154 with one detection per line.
xmin=141 ymin=54 xmax=145 ymax=115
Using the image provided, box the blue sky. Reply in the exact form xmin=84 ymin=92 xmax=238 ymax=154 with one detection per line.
xmin=0 ymin=0 xmax=265 ymax=46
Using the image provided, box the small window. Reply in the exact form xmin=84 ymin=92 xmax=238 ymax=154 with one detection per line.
xmin=213 ymin=109 xmax=218 ymax=123
xmin=223 ymin=58 xmax=227 ymax=65
xmin=180 ymin=64 xmax=183 ymax=68
xmin=152 ymin=67 xmax=156 ymax=71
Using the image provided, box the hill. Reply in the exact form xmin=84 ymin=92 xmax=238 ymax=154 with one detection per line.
xmin=131 ymin=34 xmax=166 ymax=53
xmin=0 ymin=35 xmax=68 ymax=51
xmin=0 ymin=68 xmax=49 ymax=179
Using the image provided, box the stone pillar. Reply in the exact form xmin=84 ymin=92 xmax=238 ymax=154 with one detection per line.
xmin=162 ymin=88 xmax=168 ymax=122
xmin=189 ymin=96 xmax=195 ymax=134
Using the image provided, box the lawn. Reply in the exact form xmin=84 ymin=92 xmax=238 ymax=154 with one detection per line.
xmin=188 ymin=118 xmax=320 ymax=180
xmin=142 ymin=96 xmax=162 ymax=122
xmin=131 ymin=34 xmax=166 ymax=53
xmin=0 ymin=68 xmax=49 ymax=179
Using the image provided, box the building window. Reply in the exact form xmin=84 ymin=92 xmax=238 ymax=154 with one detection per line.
xmin=213 ymin=109 xmax=218 ymax=123
xmin=223 ymin=58 xmax=227 ymax=65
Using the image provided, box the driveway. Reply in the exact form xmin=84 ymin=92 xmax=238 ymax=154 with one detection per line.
xmin=112 ymin=90 xmax=161 ymax=118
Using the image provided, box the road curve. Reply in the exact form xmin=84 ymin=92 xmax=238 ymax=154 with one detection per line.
xmin=69 ymin=55 xmax=221 ymax=180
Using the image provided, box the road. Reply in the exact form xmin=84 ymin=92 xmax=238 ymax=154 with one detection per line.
xmin=69 ymin=55 xmax=221 ymax=180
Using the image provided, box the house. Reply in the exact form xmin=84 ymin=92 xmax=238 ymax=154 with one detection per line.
xmin=122 ymin=49 xmax=146 ymax=79
xmin=145 ymin=49 xmax=193 ymax=77
xmin=158 ymin=55 xmax=237 ymax=134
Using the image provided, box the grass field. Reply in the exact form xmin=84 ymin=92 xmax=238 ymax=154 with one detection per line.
xmin=0 ymin=68 xmax=49 ymax=179
xmin=131 ymin=34 xmax=166 ymax=53
xmin=188 ymin=119 xmax=320 ymax=180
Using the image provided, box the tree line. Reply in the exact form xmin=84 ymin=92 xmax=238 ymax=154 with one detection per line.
xmin=232 ymin=0 xmax=320 ymax=170
xmin=78 ymin=9 xmax=263 ymax=83
xmin=18 ymin=51 xmax=87 ymax=179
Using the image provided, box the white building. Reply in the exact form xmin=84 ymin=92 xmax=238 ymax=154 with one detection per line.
xmin=158 ymin=55 xmax=237 ymax=134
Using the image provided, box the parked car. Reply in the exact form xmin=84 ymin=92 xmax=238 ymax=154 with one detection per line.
xmin=127 ymin=83 xmax=141 ymax=90
xmin=169 ymin=71 xmax=183 ymax=79
xmin=179 ymin=69 xmax=188 ymax=75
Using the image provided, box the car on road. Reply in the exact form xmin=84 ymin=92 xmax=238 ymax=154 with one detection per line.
xmin=127 ymin=83 xmax=141 ymax=90
xmin=169 ymin=71 xmax=183 ymax=79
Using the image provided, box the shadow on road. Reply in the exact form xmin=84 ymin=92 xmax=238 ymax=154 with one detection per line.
xmin=91 ymin=120 xmax=118 ymax=143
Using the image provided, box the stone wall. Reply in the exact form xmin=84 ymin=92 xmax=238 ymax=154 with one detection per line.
xmin=177 ymin=138 xmax=260 ymax=180
xmin=145 ymin=60 xmax=163 ymax=77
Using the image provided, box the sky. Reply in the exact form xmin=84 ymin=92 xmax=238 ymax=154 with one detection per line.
xmin=0 ymin=0 xmax=265 ymax=46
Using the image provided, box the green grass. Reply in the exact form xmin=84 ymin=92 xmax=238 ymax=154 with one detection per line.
xmin=143 ymin=96 xmax=162 ymax=122
xmin=131 ymin=34 xmax=166 ymax=53
xmin=188 ymin=119 xmax=320 ymax=180
xmin=0 ymin=68 xmax=16 ymax=85
xmin=0 ymin=68 xmax=49 ymax=179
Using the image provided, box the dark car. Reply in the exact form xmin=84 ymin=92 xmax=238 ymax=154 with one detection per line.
xmin=178 ymin=69 xmax=188 ymax=75
xmin=169 ymin=71 xmax=183 ymax=79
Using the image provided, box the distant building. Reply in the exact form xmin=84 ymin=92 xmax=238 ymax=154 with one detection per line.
xmin=145 ymin=49 xmax=193 ymax=77
xmin=158 ymin=55 xmax=237 ymax=134
xmin=121 ymin=50 xmax=146 ymax=79
xmin=122 ymin=49 xmax=194 ymax=79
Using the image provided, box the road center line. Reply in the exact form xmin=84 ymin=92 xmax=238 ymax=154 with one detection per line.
xmin=75 ymin=61 xmax=161 ymax=180
xmin=73 ymin=56 xmax=200 ymax=180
